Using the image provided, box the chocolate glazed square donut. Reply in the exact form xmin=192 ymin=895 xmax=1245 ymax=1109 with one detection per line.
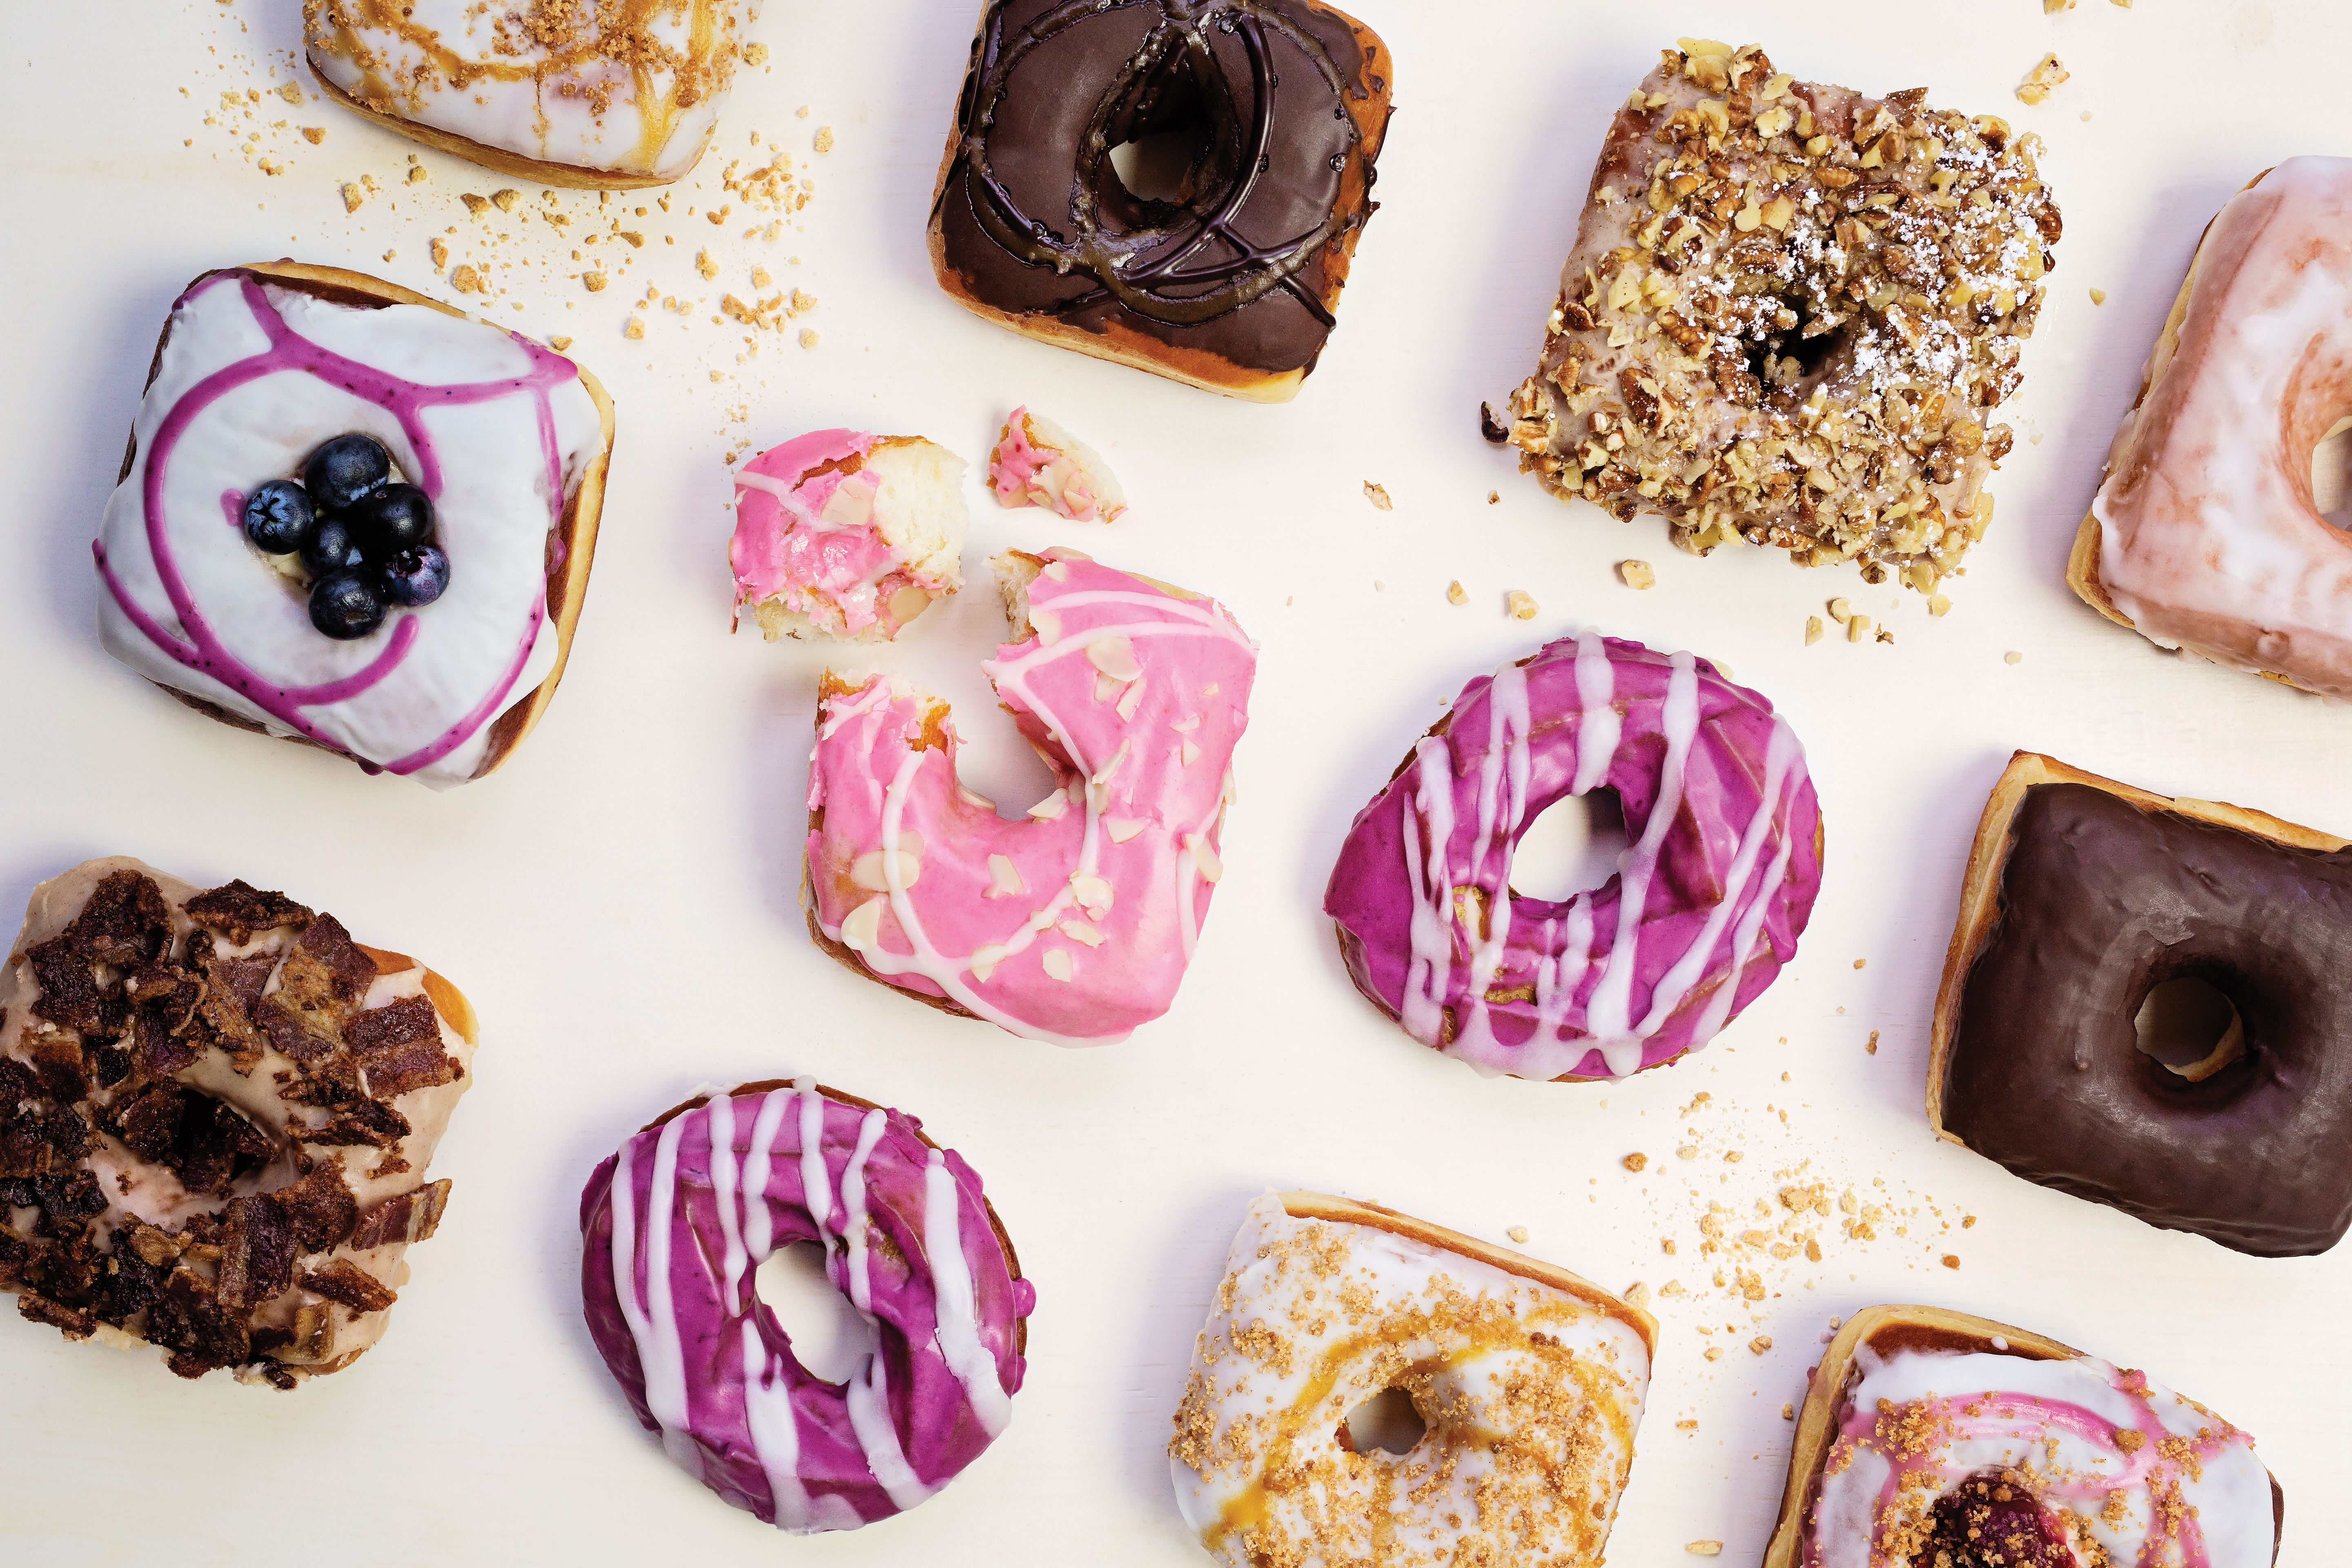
xmin=1928 ymin=751 xmax=2352 ymax=1256
xmin=927 ymin=0 xmax=1394 ymax=401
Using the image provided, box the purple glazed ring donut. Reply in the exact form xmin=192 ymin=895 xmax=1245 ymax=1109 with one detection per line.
xmin=579 ymin=1079 xmax=1033 ymax=1532
xmin=1324 ymin=633 xmax=1824 ymax=1080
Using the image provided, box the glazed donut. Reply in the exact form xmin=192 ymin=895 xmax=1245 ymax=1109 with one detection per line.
xmin=1764 ymin=1304 xmax=2282 ymax=1568
xmin=1930 ymin=751 xmax=2352 ymax=1257
xmin=1169 ymin=1191 xmax=1653 ymax=1568
xmin=579 ymin=1079 xmax=1033 ymax=1532
xmin=1325 ymin=633 xmax=1823 ymax=1080
xmin=2072 ymin=158 xmax=2352 ymax=697
xmin=1505 ymin=40 xmax=2061 ymax=595
xmin=94 ymin=263 xmax=613 ymax=787
xmin=804 ymin=548 xmax=1257 ymax=1046
xmin=305 ymin=1 xmax=761 ymax=188
xmin=729 ymin=430 xmax=968 ymax=644
xmin=989 ymin=407 xmax=1128 ymax=523
xmin=0 ymin=857 xmax=478 ymax=1386
xmin=928 ymin=0 xmax=1394 ymax=401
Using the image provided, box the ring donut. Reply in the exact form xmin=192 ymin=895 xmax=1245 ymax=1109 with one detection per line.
xmin=804 ymin=548 xmax=1257 ymax=1045
xmin=1325 ymin=633 xmax=1824 ymax=1080
xmin=579 ymin=1079 xmax=1033 ymax=1532
xmin=928 ymin=0 xmax=1394 ymax=401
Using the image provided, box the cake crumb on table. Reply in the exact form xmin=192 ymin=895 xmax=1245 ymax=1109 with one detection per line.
xmin=1446 ymin=580 xmax=1468 ymax=605
xmin=1506 ymin=1225 xmax=1530 ymax=1243
xmin=1363 ymin=481 xmax=1392 ymax=510
xmin=1624 ymin=1152 xmax=1648 ymax=1172
xmin=2005 ymin=650 xmax=2024 ymax=665
xmin=1687 ymin=1542 xmax=1724 ymax=1557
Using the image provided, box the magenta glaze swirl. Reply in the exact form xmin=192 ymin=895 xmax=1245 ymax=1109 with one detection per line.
xmin=1324 ymin=634 xmax=1823 ymax=1080
xmin=94 ymin=270 xmax=575 ymax=776
xmin=579 ymin=1082 xmax=1033 ymax=1533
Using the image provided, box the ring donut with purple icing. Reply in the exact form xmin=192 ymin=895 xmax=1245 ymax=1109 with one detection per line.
xmin=93 ymin=262 xmax=614 ymax=788
xmin=579 ymin=1079 xmax=1033 ymax=1533
xmin=1325 ymin=633 xmax=1824 ymax=1080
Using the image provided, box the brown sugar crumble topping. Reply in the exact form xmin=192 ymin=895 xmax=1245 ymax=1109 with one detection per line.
xmin=0 ymin=871 xmax=462 ymax=1386
xmin=1508 ymin=40 xmax=2061 ymax=595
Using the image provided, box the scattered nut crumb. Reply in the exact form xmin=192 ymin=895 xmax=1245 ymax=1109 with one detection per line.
xmin=1676 ymin=1419 xmax=1699 ymax=1431
xmin=624 ymin=317 xmax=646 ymax=340
xmin=2017 ymin=53 xmax=2070 ymax=105
xmin=340 ymin=183 xmax=365 ymax=214
xmin=1363 ymin=481 xmax=1392 ymax=510
xmin=697 ymin=249 xmax=720 ymax=280
xmin=1486 ymin=490 xmax=1499 ymax=505
xmin=278 ymin=81 xmax=305 ymax=103
xmin=429 ymin=238 xmax=450 ymax=269
xmin=752 ymin=265 xmax=773 ymax=289
xmin=1866 ymin=1030 xmax=1880 ymax=1056
xmin=1826 ymin=596 xmax=1853 ymax=624
xmin=744 ymin=42 xmax=770 ymax=65
xmin=1927 ymin=593 xmax=1953 ymax=617
xmin=1687 ymin=1544 xmax=1724 ymax=1558
xmin=1506 ymin=589 xmax=1540 ymax=621
xmin=1623 ymin=1153 xmax=1648 ymax=1172
xmin=1749 ymin=1335 xmax=1773 ymax=1354
xmin=450 ymin=265 xmax=484 ymax=294
xmin=1446 ymin=580 xmax=1468 ymax=606
xmin=1942 ymin=1254 xmax=1962 ymax=1269
xmin=2090 ymin=287 xmax=2108 ymax=305
xmin=1626 ymin=1281 xmax=1652 ymax=1307
xmin=583 ymin=271 xmax=608 ymax=292
xmin=407 ymin=164 xmax=429 ymax=185
xmin=2044 ymin=0 xmax=2074 ymax=11
xmin=1781 ymin=1402 xmax=1795 ymax=1420
xmin=1617 ymin=559 xmax=1656 ymax=590
xmin=1875 ymin=627 xmax=1895 ymax=645
xmin=2005 ymin=650 xmax=2024 ymax=665
xmin=1506 ymin=1225 xmax=1530 ymax=1243
xmin=1846 ymin=614 xmax=1872 ymax=643
xmin=814 ymin=126 xmax=835 ymax=152
xmin=798 ymin=328 xmax=820 ymax=349
xmin=300 ymin=126 xmax=325 ymax=145
xmin=1853 ymin=959 xmax=1866 ymax=970
xmin=491 ymin=187 xmax=521 ymax=212
xmin=1963 ymin=1215 xmax=1978 ymax=1229
xmin=1804 ymin=615 xmax=1824 ymax=646
xmin=549 ymin=335 xmax=574 ymax=352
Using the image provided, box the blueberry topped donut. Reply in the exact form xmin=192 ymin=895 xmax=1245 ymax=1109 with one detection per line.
xmin=1326 ymin=633 xmax=1824 ymax=1079
xmin=580 ymin=1080 xmax=1033 ymax=1531
xmin=94 ymin=263 xmax=614 ymax=786
xmin=929 ymin=0 xmax=1395 ymax=401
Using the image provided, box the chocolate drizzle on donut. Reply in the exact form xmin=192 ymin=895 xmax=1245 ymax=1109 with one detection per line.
xmin=933 ymin=0 xmax=1391 ymax=381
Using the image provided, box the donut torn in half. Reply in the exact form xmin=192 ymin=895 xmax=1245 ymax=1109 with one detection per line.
xmin=1169 ymin=1191 xmax=1653 ymax=1568
xmin=1506 ymin=40 xmax=2062 ymax=596
xmin=0 ymin=858 xmax=477 ymax=1386
xmin=730 ymin=431 xmax=967 ymax=644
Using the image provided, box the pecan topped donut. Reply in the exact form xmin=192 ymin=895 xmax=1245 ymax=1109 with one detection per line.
xmin=929 ymin=0 xmax=1394 ymax=400
xmin=1507 ymin=40 xmax=2062 ymax=596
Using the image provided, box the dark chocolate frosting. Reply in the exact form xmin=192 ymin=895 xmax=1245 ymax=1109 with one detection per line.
xmin=931 ymin=0 xmax=1389 ymax=377
xmin=1942 ymin=781 xmax=2352 ymax=1257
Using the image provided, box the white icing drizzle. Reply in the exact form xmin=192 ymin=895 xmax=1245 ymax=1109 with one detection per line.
xmin=1583 ymin=652 xmax=1700 ymax=1074
xmin=922 ymin=1151 xmax=1013 ymax=1438
xmin=1571 ymin=631 xmax=1620 ymax=795
xmin=837 ymin=1107 xmax=933 ymax=1510
xmin=610 ymin=1112 xmax=700 ymax=1473
xmin=795 ymin=1076 xmax=833 ymax=1232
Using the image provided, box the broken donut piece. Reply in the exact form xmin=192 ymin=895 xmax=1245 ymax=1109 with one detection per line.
xmin=0 ymin=857 xmax=478 ymax=1385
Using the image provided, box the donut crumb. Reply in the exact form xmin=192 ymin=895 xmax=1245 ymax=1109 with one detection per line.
xmin=1363 ymin=481 xmax=1393 ymax=510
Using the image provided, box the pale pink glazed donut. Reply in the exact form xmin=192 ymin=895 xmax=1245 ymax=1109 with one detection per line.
xmin=987 ymin=407 xmax=1127 ymax=523
xmin=579 ymin=1079 xmax=1033 ymax=1532
xmin=729 ymin=430 xmax=966 ymax=644
xmin=804 ymin=549 xmax=1256 ymax=1045
xmin=1325 ymin=633 xmax=1823 ymax=1080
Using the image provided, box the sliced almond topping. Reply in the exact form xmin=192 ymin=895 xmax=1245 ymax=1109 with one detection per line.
xmin=1041 ymin=948 xmax=1075 ymax=982
xmin=839 ymin=897 xmax=886 ymax=950
xmin=1184 ymin=833 xmax=1225 ymax=884
xmin=986 ymin=855 xmax=1025 ymax=898
xmin=1058 ymin=920 xmax=1105 ymax=948
xmin=1105 ymin=818 xmax=1148 ymax=844
xmin=1085 ymin=635 xmax=1143 ymax=682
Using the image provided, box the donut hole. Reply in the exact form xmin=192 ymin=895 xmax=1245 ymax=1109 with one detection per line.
xmin=2133 ymin=976 xmax=2247 ymax=1082
xmin=2313 ymin=415 xmax=2352 ymax=530
xmin=1509 ymin=789 xmax=1630 ymax=903
xmin=1110 ymin=127 xmax=1209 ymax=207
xmin=1103 ymin=54 xmax=1222 ymax=212
xmin=752 ymin=1241 xmax=875 ymax=1384
xmin=1340 ymin=1386 xmax=1426 ymax=1456
xmin=1744 ymin=296 xmax=1851 ymax=391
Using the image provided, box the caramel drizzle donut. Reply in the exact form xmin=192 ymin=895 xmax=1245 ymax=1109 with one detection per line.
xmin=2074 ymin=158 xmax=2352 ymax=697
xmin=1169 ymin=1192 xmax=1654 ymax=1568
xmin=1764 ymin=1306 xmax=2282 ymax=1568
xmin=804 ymin=549 xmax=1257 ymax=1046
xmin=1326 ymin=634 xmax=1823 ymax=1080
xmin=0 ymin=858 xmax=477 ymax=1387
xmin=579 ymin=1080 xmax=1032 ymax=1531
xmin=306 ymin=0 xmax=756 ymax=187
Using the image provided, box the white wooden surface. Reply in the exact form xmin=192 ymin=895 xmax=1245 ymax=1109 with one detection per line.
xmin=2 ymin=1 xmax=2346 ymax=1562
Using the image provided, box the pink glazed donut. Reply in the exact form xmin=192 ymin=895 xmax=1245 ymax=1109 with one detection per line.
xmin=1325 ymin=634 xmax=1824 ymax=1080
xmin=804 ymin=548 xmax=1257 ymax=1046
xmin=579 ymin=1080 xmax=1033 ymax=1532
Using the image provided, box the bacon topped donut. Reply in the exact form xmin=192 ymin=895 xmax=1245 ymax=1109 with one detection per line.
xmin=804 ymin=549 xmax=1256 ymax=1045
xmin=1326 ymin=634 xmax=1823 ymax=1080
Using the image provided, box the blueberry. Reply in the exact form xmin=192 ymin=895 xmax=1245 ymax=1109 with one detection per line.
xmin=346 ymin=482 xmax=435 ymax=559
xmin=241 ymin=480 xmax=313 ymax=555
xmin=302 ymin=433 xmax=393 ymax=513
xmin=308 ymin=570 xmax=386 ymax=640
xmin=299 ymin=513 xmax=365 ymax=577
xmin=380 ymin=543 xmax=451 ymax=608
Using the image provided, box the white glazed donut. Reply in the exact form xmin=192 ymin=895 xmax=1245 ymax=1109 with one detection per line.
xmin=1168 ymin=1191 xmax=1654 ymax=1568
xmin=93 ymin=263 xmax=612 ymax=788
xmin=305 ymin=1 xmax=763 ymax=188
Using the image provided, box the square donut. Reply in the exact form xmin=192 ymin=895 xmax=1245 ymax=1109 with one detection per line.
xmin=1168 ymin=1191 xmax=1653 ymax=1567
xmin=0 ymin=858 xmax=479 ymax=1385
xmin=1762 ymin=1304 xmax=2281 ymax=1567
xmin=1929 ymin=751 xmax=2352 ymax=1256
xmin=927 ymin=0 xmax=1394 ymax=400
xmin=93 ymin=262 xmax=613 ymax=787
